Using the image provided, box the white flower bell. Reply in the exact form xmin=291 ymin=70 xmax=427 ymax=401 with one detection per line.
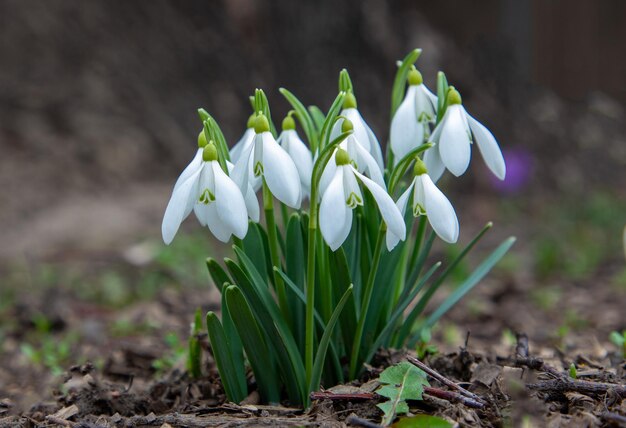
xmin=330 ymin=93 xmax=385 ymax=172
xmin=231 ymin=114 xmax=302 ymax=209
xmin=319 ymin=149 xmax=406 ymax=251
xmin=277 ymin=114 xmax=313 ymax=198
xmin=319 ymin=119 xmax=386 ymax=199
xmin=162 ymin=140 xmax=249 ymax=244
xmin=386 ymin=158 xmax=459 ymax=250
xmin=424 ymin=87 xmax=506 ymax=182
xmin=390 ymin=68 xmax=437 ymax=165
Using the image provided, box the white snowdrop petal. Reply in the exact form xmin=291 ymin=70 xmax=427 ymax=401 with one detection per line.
xmin=423 ymin=146 xmax=446 ymax=183
xmin=352 ymin=168 xmax=406 ymax=241
xmin=353 ymin=140 xmax=386 ymax=189
xmin=439 ymin=105 xmax=471 ymax=177
xmin=173 ymin=149 xmax=203 ymax=194
xmin=467 ymin=114 xmax=506 ymax=180
xmin=385 ymin=180 xmax=415 ymax=251
xmin=365 ymin=123 xmax=385 ymax=172
xmin=320 ymin=167 xmax=351 ymax=251
xmin=318 ymin=153 xmax=338 ymax=198
xmin=261 ymin=132 xmax=302 ymax=209
xmin=205 ymin=203 xmax=233 ymax=243
xmin=284 ymin=130 xmax=313 ymax=196
xmin=390 ymin=86 xmax=422 ymax=164
xmin=231 ymin=140 xmax=255 ymax=191
xmin=212 ymin=162 xmax=249 ymax=239
xmin=230 ymin=128 xmax=255 ymax=163
xmin=421 ymin=174 xmax=459 ymax=243
xmin=162 ymin=167 xmax=202 ymax=244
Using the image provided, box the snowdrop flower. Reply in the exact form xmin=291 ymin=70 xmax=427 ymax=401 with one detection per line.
xmin=390 ymin=68 xmax=437 ymax=165
xmin=162 ymin=141 xmax=249 ymax=244
xmin=231 ymin=114 xmax=302 ymax=208
xmin=330 ymin=93 xmax=385 ymax=172
xmin=319 ymin=119 xmax=385 ymax=198
xmin=424 ymin=87 xmax=506 ymax=182
xmin=230 ymin=114 xmax=256 ymax=163
xmin=277 ymin=113 xmax=313 ymax=198
xmin=320 ymin=149 xmax=406 ymax=251
xmin=386 ymin=158 xmax=459 ymax=250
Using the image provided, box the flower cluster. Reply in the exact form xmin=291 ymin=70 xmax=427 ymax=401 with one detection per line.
xmin=160 ymin=52 xmax=513 ymax=406
xmin=162 ymin=73 xmax=504 ymax=252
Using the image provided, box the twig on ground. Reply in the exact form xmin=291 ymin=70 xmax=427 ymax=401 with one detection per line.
xmin=406 ymin=355 xmax=485 ymax=404
xmin=527 ymin=378 xmax=626 ymax=399
xmin=601 ymin=411 xmax=626 ymax=425
xmin=513 ymin=333 xmax=562 ymax=378
xmin=423 ymin=386 xmax=484 ymax=409
xmin=346 ymin=415 xmax=383 ymax=428
xmin=310 ymin=391 xmax=375 ymax=401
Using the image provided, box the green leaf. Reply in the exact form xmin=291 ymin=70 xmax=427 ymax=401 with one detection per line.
xmin=187 ymin=308 xmax=203 ymax=379
xmin=242 ymin=221 xmax=270 ymax=282
xmin=421 ymin=236 xmax=516 ymax=330
xmin=328 ymin=247 xmax=357 ymax=352
xmin=206 ymin=258 xmax=231 ymax=293
xmin=279 ymin=88 xmax=317 ymax=151
xmin=224 ymin=285 xmax=281 ymax=403
xmin=230 ymin=248 xmax=307 ymax=404
xmin=309 ymin=285 xmax=353 ymax=391
xmin=376 ymin=362 xmax=429 ymax=426
xmin=393 ymin=415 xmax=453 ymax=428
xmin=435 ymin=72 xmax=449 ymax=123
xmin=319 ymin=92 xmax=346 ymax=150
xmin=391 ymin=49 xmax=422 ymax=119
xmin=339 ymin=68 xmax=353 ymax=93
xmin=387 ymin=143 xmax=434 ymax=195
xmin=285 ymin=213 xmax=306 ymax=348
xmin=253 ymin=88 xmax=277 ymax=137
xmin=308 ymin=105 xmax=325 ymax=133
xmin=206 ymin=311 xmax=248 ymax=402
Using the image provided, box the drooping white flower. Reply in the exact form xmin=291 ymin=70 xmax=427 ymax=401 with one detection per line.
xmin=319 ymin=149 xmax=406 ymax=251
xmin=330 ymin=93 xmax=385 ymax=172
xmin=319 ymin=119 xmax=385 ymax=199
xmin=390 ymin=68 xmax=437 ymax=165
xmin=162 ymin=141 xmax=249 ymax=244
xmin=424 ymin=87 xmax=506 ymax=182
xmin=386 ymin=158 xmax=459 ymax=249
xmin=277 ymin=114 xmax=313 ymax=198
xmin=231 ymin=114 xmax=302 ymax=209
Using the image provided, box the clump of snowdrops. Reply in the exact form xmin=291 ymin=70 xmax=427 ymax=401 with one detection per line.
xmin=161 ymin=49 xmax=515 ymax=406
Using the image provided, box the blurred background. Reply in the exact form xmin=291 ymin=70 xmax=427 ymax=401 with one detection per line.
xmin=0 ymin=0 xmax=625 ymax=409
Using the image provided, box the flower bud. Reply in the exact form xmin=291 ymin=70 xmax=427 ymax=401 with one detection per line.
xmin=341 ymin=118 xmax=354 ymax=133
xmin=203 ymin=141 xmax=218 ymax=162
xmin=446 ymin=87 xmax=462 ymax=105
xmin=343 ymin=92 xmax=357 ymax=109
xmin=198 ymin=130 xmax=208 ymax=148
xmin=282 ymin=114 xmax=296 ymax=131
xmin=407 ymin=68 xmax=423 ymax=86
xmin=335 ymin=148 xmax=351 ymax=166
xmin=413 ymin=157 xmax=428 ymax=176
xmin=246 ymin=113 xmax=256 ymax=128
xmin=254 ymin=114 xmax=270 ymax=134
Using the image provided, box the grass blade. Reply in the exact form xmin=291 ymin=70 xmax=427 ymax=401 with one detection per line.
xmin=206 ymin=311 xmax=248 ymax=403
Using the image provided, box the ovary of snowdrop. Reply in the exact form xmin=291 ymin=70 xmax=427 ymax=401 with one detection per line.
xmin=330 ymin=92 xmax=385 ymax=172
xmin=424 ymin=87 xmax=506 ymax=182
xmin=277 ymin=114 xmax=313 ymax=198
xmin=230 ymin=114 xmax=302 ymax=209
xmin=390 ymin=68 xmax=437 ymax=165
xmin=162 ymin=141 xmax=249 ymax=244
xmin=386 ymin=158 xmax=459 ymax=250
xmin=319 ymin=148 xmax=406 ymax=251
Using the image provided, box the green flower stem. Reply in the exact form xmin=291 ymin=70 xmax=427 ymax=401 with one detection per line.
xmin=305 ymin=181 xmax=320 ymax=388
xmin=349 ymin=223 xmax=386 ymax=378
xmin=407 ymin=216 xmax=427 ymax=276
xmin=262 ymin=179 xmax=289 ymax=322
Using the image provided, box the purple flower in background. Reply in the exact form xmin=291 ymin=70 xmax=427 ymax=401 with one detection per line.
xmin=490 ymin=148 xmax=532 ymax=193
